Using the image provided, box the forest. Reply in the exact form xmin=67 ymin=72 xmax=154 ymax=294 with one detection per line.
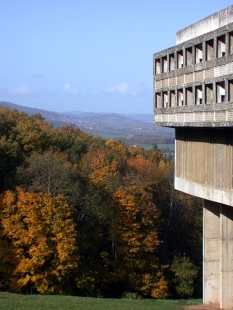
xmin=0 ymin=107 xmax=202 ymax=299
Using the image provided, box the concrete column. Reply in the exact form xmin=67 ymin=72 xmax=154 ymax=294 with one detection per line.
xmin=204 ymin=200 xmax=220 ymax=305
xmin=220 ymin=204 xmax=233 ymax=310
xmin=204 ymin=200 xmax=233 ymax=310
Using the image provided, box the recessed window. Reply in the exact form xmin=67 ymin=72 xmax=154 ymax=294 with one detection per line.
xmin=169 ymin=53 xmax=175 ymax=71
xmin=177 ymin=50 xmax=183 ymax=69
xmin=185 ymin=87 xmax=193 ymax=106
xmin=206 ymin=39 xmax=214 ymax=61
xmin=155 ymin=58 xmax=161 ymax=74
xmin=162 ymin=91 xmax=168 ymax=107
xmin=186 ymin=47 xmax=192 ymax=66
xmin=155 ymin=92 xmax=161 ymax=108
xmin=216 ymin=81 xmax=225 ymax=103
xmin=205 ymin=84 xmax=213 ymax=104
xmin=217 ymin=35 xmax=226 ymax=58
xmin=229 ymin=32 xmax=233 ymax=55
xmin=228 ymin=80 xmax=233 ymax=102
xmin=195 ymin=85 xmax=202 ymax=105
xmin=177 ymin=88 xmax=183 ymax=106
xmin=170 ymin=90 xmax=175 ymax=107
xmin=162 ymin=56 xmax=167 ymax=73
xmin=195 ymin=43 xmax=203 ymax=63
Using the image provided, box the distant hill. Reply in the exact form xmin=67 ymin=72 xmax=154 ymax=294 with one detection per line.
xmin=0 ymin=101 xmax=174 ymax=140
xmin=119 ymin=113 xmax=153 ymax=123
xmin=0 ymin=101 xmax=60 ymax=119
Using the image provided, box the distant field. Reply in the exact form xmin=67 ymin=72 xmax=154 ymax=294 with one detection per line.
xmin=86 ymin=129 xmax=130 ymax=139
xmin=0 ymin=293 xmax=202 ymax=310
xmin=157 ymin=143 xmax=175 ymax=155
xmin=134 ymin=143 xmax=175 ymax=155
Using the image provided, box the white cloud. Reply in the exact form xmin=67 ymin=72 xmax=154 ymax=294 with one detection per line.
xmin=9 ymin=84 xmax=30 ymax=95
xmin=62 ymin=83 xmax=79 ymax=95
xmin=104 ymin=82 xmax=147 ymax=97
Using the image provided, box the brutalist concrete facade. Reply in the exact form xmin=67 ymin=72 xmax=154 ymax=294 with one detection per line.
xmin=153 ymin=5 xmax=233 ymax=127
xmin=153 ymin=6 xmax=233 ymax=310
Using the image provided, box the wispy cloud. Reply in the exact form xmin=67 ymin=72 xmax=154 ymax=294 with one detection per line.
xmin=104 ymin=82 xmax=147 ymax=97
xmin=9 ymin=84 xmax=30 ymax=95
xmin=30 ymin=74 xmax=45 ymax=78
xmin=62 ymin=83 xmax=79 ymax=95
xmin=7 ymin=84 xmax=54 ymax=97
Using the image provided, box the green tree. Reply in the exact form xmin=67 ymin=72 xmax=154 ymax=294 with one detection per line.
xmin=16 ymin=151 xmax=77 ymax=198
xmin=171 ymin=254 xmax=198 ymax=298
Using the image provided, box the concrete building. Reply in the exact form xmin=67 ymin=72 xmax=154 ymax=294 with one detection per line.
xmin=153 ymin=6 xmax=233 ymax=310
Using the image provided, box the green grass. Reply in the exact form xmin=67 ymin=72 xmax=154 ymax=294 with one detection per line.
xmin=0 ymin=292 xmax=202 ymax=310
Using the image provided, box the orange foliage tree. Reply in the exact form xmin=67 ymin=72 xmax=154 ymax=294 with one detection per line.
xmin=88 ymin=146 xmax=169 ymax=298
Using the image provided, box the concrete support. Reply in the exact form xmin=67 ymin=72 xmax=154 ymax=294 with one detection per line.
xmin=204 ymin=200 xmax=220 ymax=306
xmin=220 ymin=204 xmax=233 ymax=309
xmin=204 ymin=200 xmax=233 ymax=309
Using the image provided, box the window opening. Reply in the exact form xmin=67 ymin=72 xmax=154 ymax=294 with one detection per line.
xmin=185 ymin=87 xmax=193 ymax=106
xmin=229 ymin=32 xmax=233 ymax=54
xmin=216 ymin=81 xmax=225 ymax=103
xmin=195 ymin=85 xmax=202 ymax=105
xmin=155 ymin=92 xmax=161 ymax=108
xmin=162 ymin=91 xmax=168 ymax=107
xmin=205 ymin=84 xmax=214 ymax=104
xmin=169 ymin=53 xmax=175 ymax=71
xmin=185 ymin=47 xmax=192 ymax=66
xmin=155 ymin=58 xmax=161 ymax=74
xmin=177 ymin=50 xmax=183 ymax=69
xmin=206 ymin=39 xmax=214 ymax=61
xmin=195 ymin=43 xmax=203 ymax=63
xmin=177 ymin=89 xmax=183 ymax=106
xmin=228 ymin=80 xmax=233 ymax=102
xmin=170 ymin=90 xmax=175 ymax=107
xmin=217 ymin=35 xmax=226 ymax=58
xmin=162 ymin=56 xmax=167 ymax=73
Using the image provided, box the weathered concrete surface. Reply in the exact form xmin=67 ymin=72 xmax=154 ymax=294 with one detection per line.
xmin=204 ymin=201 xmax=220 ymax=305
xmin=203 ymin=201 xmax=233 ymax=310
xmin=175 ymin=128 xmax=233 ymax=207
xmin=220 ymin=204 xmax=233 ymax=309
xmin=175 ymin=178 xmax=233 ymax=207
xmin=176 ymin=6 xmax=233 ymax=44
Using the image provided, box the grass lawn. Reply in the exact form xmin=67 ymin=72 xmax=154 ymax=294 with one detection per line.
xmin=0 ymin=292 xmax=202 ymax=310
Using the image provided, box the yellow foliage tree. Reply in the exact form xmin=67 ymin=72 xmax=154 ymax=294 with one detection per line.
xmin=101 ymin=185 xmax=169 ymax=298
xmin=89 ymin=149 xmax=123 ymax=192
xmin=105 ymin=139 xmax=129 ymax=156
xmin=0 ymin=188 xmax=78 ymax=294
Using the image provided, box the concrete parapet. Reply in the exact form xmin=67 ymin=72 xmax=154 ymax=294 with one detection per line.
xmin=176 ymin=6 xmax=233 ymax=44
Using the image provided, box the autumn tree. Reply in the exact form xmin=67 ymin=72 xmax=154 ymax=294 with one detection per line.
xmin=86 ymin=147 xmax=169 ymax=298
xmin=0 ymin=188 xmax=78 ymax=294
xmin=0 ymin=107 xmax=202 ymax=298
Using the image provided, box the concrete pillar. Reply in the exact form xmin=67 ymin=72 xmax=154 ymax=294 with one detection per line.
xmin=204 ymin=200 xmax=233 ymax=310
xmin=204 ymin=200 xmax=220 ymax=305
xmin=220 ymin=204 xmax=233 ymax=309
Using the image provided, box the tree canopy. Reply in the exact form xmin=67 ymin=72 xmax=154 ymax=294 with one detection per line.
xmin=0 ymin=107 xmax=202 ymax=298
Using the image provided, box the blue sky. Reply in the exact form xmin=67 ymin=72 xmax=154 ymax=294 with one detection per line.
xmin=1 ymin=0 xmax=233 ymax=113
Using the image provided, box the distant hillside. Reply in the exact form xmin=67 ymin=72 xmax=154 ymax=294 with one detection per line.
xmin=120 ymin=113 xmax=153 ymax=123
xmin=0 ymin=101 xmax=60 ymax=119
xmin=0 ymin=101 xmax=174 ymax=140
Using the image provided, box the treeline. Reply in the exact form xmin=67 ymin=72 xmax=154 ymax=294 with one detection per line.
xmin=121 ymin=135 xmax=175 ymax=148
xmin=0 ymin=107 xmax=202 ymax=298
